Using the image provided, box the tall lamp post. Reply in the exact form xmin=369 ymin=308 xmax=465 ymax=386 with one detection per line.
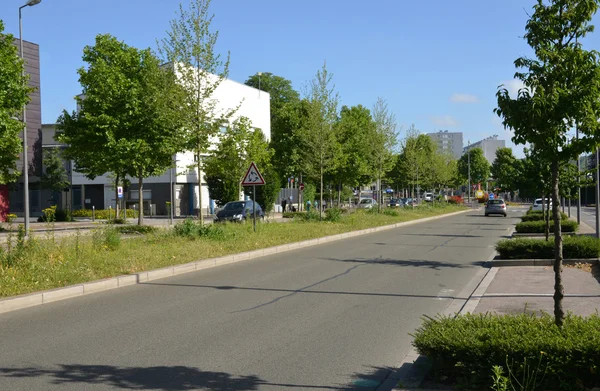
xmin=467 ymin=140 xmax=471 ymax=205
xmin=19 ymin=0 xmax=42 ymax=236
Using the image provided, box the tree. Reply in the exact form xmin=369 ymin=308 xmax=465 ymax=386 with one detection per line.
xmin=41 ymin=148 xmax=69 ymax=201
xmin=158 ymin=0 xmax=237 ymax=224
xmin=457 ymin=148 xmax=490 ymax=186
xmin=57 ymin=34 xmax=186 ymax=225
xmin=371 ymin=97 xmax=398 ymax=211
xmin=491 ymin=147 xmax=518 ymax=192
xmin=393 ymin=128 xmax=437 ymax=198
xmin=495 ymin=0 xmax=600 ymax=326
xmin=245 ymin=73 xmax=301 ymax=183
xmin=299 ymin=61 xmax=341 ymax=220
xmin=0 ymin=20 xmax=32 ymax=184
xmin=429 ymin=152 xmax=457 ymax=195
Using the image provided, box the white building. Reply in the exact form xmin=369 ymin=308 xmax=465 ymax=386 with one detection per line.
xmin=463 ymin=135 xmax=506 ymax=164
xmin=69 ymin=68 xmax=271 ymax=216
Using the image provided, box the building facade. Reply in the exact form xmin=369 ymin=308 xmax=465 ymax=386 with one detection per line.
xmin=463 ymin=135 xmax=506 ymax=164
xmin=427 ymin=130 xmax=463 ymax=159
xmin=69 ymin=71 xmax=271 ymax=216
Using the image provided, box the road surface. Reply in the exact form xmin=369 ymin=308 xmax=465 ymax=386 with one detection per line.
xmin=0 ymin=209 xmax=519 ymax=390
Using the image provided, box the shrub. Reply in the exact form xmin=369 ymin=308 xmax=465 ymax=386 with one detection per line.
xmin=325 ymin=208 xmax=342 ymax=222
xmin=114 ymin=225 xmax=157 ymax=235
xmin=92 ymin=227 xmax=121 ymax=251
xmin=515 ymin=220 xmax=578 ymax=233
xmin=282 ymin=211 xmax=305 ymax=219
xmin=412 ymin=313 xmax=600 ymax=390
xmin=38 ymin=206 xmax=72 ymax=222
xmin=173 ymin=218 xmax=227 ymax=240
xmin=521 ymin=212 xmax=568 ymax=222
xmin=72 ymin=208 xmax=136 ymax=219
xmin=448 ymin=195 xmax=463 ymax=204
xmin=383 ymin=208 xmax=399 ymax=217
xmin=496 ymin=235 xmax=600 ymax=259
xmin=300 ymin=210 xmax=321 ymax=221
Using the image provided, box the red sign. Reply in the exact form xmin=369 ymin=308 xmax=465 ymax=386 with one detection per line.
xmin=299 ymin=183 xmax=305 ymax=191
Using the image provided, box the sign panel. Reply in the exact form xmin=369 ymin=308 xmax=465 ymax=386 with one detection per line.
xmin=117 ymin=186 xmax=123 ymax=199
xmin=475 ymin=190 xmax=485 ymax=199
xmin=299 ymin=183 xmax=305 ymax=191
xmin=241 ymin=162 xmax=266 ymax=186
xmin=489 ymin=193 xmax=495 ymax=200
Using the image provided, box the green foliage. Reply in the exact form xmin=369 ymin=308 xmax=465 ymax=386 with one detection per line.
xmin=114 ymin=225 xmax=157 ymax=235
xmin=41 ymin=148 xmax=69 ymax=193
xmin=521 ymin=212 xmax=568 ymax=222
xmin=303 ymin=183 xmax=317 ymax=205
xmin=92 ymin=227 xmax=121 ymax=251
xmin=491 ymin=147 xmax=518 ymax=192
xmin=458 ymin=147 xmax=490 ymax=185
xmin=515 ymin=220 xmax=578 ymax=233
xmin=38 ymin=207 xmax=71 ymax=222
xmin=71 ymin=209 xmax=135 ymax=219
xmin=496 ymin=236 xmax=600 ymax=259
xmin=382 ymin=208 xmax=400 ymax=217
xmin=282 ymin=211 xmax=305 ymax=219
xmin=412 ymin=313 xmax=600 ymax=390
xmin=173 ymin=218 xmax=228 ymax=240
xmin=0 ymin=21 xmax=32 ymax=184
xmin=324 ymin=208 xmax=342 ymax=222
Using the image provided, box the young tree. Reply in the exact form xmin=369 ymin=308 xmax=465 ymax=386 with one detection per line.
xmin=58 ymin=34 xmax=186 ymax=225
xmin=491 ymin=147 xmax=518 ymax=192
xmin=299 ymin=61 xmax=341 ymax=220
xmin=0 ymin=21 xmax=32 ymax=184
xmin=457 ymin=148 xmax=490 ymax=186
xmin=371 ymin=97 xmax=398 ymax=211
xmin=158 ymin=0 xmax=237 ymax=224
xmin=41 ymin=148 xmax=69 ymax=202
xmin=495 ymin=0 xmax=600 ymax=326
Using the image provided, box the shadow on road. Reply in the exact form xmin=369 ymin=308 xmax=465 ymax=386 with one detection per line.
xmin=321 ymin=257 xmax=481 ymax=269
xmin=394 ymin=233 xmax=485 ymax=238
xmin=0 ymin=364 xmax=412 ymax=390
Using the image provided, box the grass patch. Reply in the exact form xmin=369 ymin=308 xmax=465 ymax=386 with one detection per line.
xmin=412 ymin=313 xmax=600 ymax=390
xmin=496 ymin=235 xmax=600 ymax=259
xmin=515 ymin=219 xmax=578 ymax=233
xmin=114 ymin=225 xmax=158 ymax=235
xmin=0 ymin=205 xmax=465 ymax=298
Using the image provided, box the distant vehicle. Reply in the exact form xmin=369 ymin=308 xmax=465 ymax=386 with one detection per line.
xmin=214 ymin=200 xmax=264 ymax=222
xmin=485 ymin=199 xmax=507 ymax=217
xmin=532 ymin=198 xmax=551 ymax=212
xmin=389 ymin=198 xmax=403 ymax=208
xmin=358 ymin=198 xmax=377 ymax=209
xmin=423 ymin=192 xmax=434 ymax=202
xmin=401 ymin=198 xmax=416 ymax=207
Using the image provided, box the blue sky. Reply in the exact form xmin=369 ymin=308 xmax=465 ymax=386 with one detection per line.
xmin=2 ymin=0 xmax=599 ymax=158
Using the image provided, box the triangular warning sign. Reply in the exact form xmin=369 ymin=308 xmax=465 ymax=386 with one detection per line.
xmin=241 ymin=162 xmax=266 ymax=186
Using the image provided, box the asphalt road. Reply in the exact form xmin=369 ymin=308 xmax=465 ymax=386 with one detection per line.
xmin=567 ymin=206 xmax=598 ymax=232
xmin=0 ymin=209 xmax=519 ymax=391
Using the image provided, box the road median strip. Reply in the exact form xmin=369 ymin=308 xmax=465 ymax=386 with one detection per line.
xmin=0 ymin=208 xmax=470 ymax=315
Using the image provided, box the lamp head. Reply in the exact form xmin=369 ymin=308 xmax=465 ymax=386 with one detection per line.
xmin=25 ymin=0 xmax=42 ymax=6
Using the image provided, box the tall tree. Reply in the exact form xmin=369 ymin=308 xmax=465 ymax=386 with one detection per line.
xmin=371 ymin=97 xmax=398 ymax=211
xmin=491 ymin=147 xmax=518 ymax=192
xmin=40 ymin=148 xmax=69 ymax=201
xmin=58 ymin=34 xmax=186 ymax=225
xmin=495 ymin=0 xmax=600 ymax=326
xmin=0 ymin=21 xmax=32 ymax=184
xmin=244 ymin=73 xmax=301 ymax=182
xmin=299 ymin=61 xmax=341 ymax=220
xmin=457 ymin=148 xmax=490 ymax=187
xmin=158 ymin=0 xmax=237 ymax=224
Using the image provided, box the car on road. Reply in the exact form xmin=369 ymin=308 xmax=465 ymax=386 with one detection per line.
xmin=214 ymin=200 xmax=264 ymax=222
xmin=358 ymin=198 xmax=377 ymax=209
xmin=485 ymin=199 xmax=507 ymax=217
xmin=532 ymin=198 xmax=551 ymax=211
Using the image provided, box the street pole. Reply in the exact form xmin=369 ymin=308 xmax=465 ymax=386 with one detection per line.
xmin=253 ymin=185 xmax=256 ymax=232
xmin=169 ymin=155 xmax=174 ymax=225
xmin=596 ymin=148 xmax=599 ymax=239
xmin=467 ymin=142 xmax=471 ymax=206
xmin=19 ymin=5 xmax=29 ymax=235
xmin=577 ymin=127 xmax=581 ymax=224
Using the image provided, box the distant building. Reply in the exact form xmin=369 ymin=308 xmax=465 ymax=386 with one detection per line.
xmin=427 ymin=130 xmax=463 ymax=159
xmin=463 ymin=135 xmax=506 ymax=164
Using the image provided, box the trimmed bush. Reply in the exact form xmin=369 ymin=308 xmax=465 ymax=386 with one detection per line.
xmin=38 ymin=207 xmax=72 ymax=222
xmin=496 ymin=235 xmax=600 ymax=259
xmin=72 ymin=209 xmax=136 ymax=219
xmin=114 ymin=225 xmax=157 ymax=235
xmin=515 ymin=219 xmax=578 ymax=233
xmin=412 ymin=313 xmax=600 ymax=390
xmin=521 ymin=211 xmax=568 ymax=222
xmin=448 ymin=195 xmax=463 ymax=204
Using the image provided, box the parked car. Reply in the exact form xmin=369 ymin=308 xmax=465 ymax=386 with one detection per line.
xmin=423 ymin=192 xmax=434 ymax=202
xmin=358 ymin=198 xmax=377 ymax=209
xmin=214 ymin=200 xmax=264 ymax=222
xmin=485 ymin=199 xmax=507 ymax=217
xmin=532 ymin=198 xmax=551 ymax=212
xmin=389 ymin=198 xmax=403 ymax=208
xmin=401 ymin=198 xmax=415 ymax=207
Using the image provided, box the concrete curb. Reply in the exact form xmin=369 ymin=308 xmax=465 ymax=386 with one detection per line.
xmin=493 ymin=258 xmax=600 ymax=267
xmin=0 ymin=208 xmax=471 ymax=316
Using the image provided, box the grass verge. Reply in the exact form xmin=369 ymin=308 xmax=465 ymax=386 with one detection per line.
xmin=0 ymin=205 xmax=466 ymax=298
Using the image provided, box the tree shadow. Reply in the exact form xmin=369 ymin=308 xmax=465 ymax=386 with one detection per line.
xmin=396 ymin=233 xmax=485 ymax=238
xmin=0 ymin=364 xmax=262 ymax=390
xmin=320 ymin=257 xmax=481 ymax=270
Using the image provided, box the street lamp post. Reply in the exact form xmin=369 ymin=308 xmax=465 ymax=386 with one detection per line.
xmin=19 ymin=0 xmax=42 ymax=236
xmin=467 ymin=141 xmax=471 ymax=205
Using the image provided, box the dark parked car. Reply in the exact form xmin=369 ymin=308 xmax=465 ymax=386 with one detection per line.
xmin=214 ymin=200 xmax=264 ymax=222
xmin=389 ymin=198 xmax=403 ymax=207
xmin=485 ymin=199 xmax=507 ymax=217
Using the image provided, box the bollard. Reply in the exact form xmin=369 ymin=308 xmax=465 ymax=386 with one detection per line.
xmin=92 ymin=206 xmax=95 ymax=222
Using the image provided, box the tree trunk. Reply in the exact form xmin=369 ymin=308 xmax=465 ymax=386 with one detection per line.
xmin=545 ymin=192 xmax=550 ymax=241
xmin=320 ymin=167 xmax=323 ymax=221
xmin=551 ymin=159 xmax=564 ymax=327
xmin=197 ymin=154 xmax=203 ymax=224
xmin=337 ymin=182 xmax=341 ymax=208
xmin=137 ymin=171 xmax=144 ymax=226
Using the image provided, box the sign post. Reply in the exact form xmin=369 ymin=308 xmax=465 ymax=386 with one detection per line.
xmin=241 ymin=162 xmax=266 ymax=232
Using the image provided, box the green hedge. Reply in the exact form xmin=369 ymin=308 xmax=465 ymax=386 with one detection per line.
xmin=496 ymin=235 xmax=600 ymax=259
xmin=412 ymin=313 xmax=600 ymax=390
xmin=515 ymin=219 xmax=578 ymax=233
xmin=282 ymin=211 xmax=305 ymax=219
xmin=521 ymin=212 xmax=568 ymax=222
xmin=72 ymin=209 xmax=136 ymax=219
xmin=114 ymin=225 xmax=157 ymax=235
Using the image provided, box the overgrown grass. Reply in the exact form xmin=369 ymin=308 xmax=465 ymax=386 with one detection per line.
xmin=0 ymin=205 xmax=465 ymax=298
